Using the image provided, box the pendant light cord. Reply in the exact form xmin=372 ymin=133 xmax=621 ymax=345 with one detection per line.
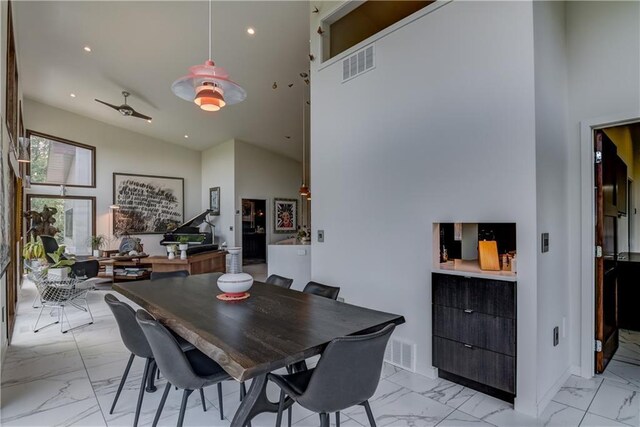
xmin=302 ymin=93 xmax=306 ymax=185
xmin=208 ymin=0 xmax=212 ymax=60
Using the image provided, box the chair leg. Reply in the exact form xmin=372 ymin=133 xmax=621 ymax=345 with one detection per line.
xmin=134 ymin=358 xmax=151 ymax=427
xmin=275 ymin=390 xmax=285 ymax=427
xmin=362 ymin=400 xmax=376 ymax=427
xmin=109 ymin=353 xmax=135 ymax=414
xmin=320 ymin=413 xmax=330 ymax=427
xmin=288 ymin=406 xmax=292 ymax=427
xmin=199 ymin=388 xmax=207 ymax=412
xmin=146 ymin=360 xmax=157 ymax=392
xmin=152 ymin=382 xmax=172 ymax=427
xmin=177 ymin=389 xmax=193 ymax=427
xmin=157 ymin=368 xmax=161 ymax=380
xmin=336 ymin=411 xmax=340 ymax=427
xmin=240 ymin=381 xmax=247 ymax=401
xmin=217 ymin=382 xmax=224 ymax=420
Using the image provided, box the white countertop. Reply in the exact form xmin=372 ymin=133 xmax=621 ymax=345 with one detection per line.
xmin=434 ymin=260 xmax=517 ymax=282
xmin=271 ymin=238 xmax=311 ymax=246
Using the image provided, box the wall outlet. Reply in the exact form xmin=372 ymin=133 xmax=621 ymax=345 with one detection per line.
xmin=318 ymin=230 xmax=325 ymax=242
xmin=553 ymin=326 xmax=559 ymax=346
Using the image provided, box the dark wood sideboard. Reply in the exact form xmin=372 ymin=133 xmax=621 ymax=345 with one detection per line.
xmin=432 ymin=272 xmax=517 ymax=403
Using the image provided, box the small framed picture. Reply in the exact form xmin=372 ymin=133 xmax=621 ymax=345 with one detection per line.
xmin=209 ymin=187 xmax=220 ymax=215
xmin=274 ymin=198 xmax=297 ymax=233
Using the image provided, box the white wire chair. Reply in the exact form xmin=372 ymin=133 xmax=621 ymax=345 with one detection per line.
xmin=30 ymin=268 xmax=95 ymax=333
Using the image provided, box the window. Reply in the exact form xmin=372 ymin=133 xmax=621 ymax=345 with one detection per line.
xmin=27 ymin=130 xmax=96 ymax=187
xmin=327 ymin=1 xmax=433 ymax=60
xmin=26 ymin=195 xmax=96 ymax=256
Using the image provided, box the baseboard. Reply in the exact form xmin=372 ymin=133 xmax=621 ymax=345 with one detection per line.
xmin=536 ymin=365 xmax=572 ymax=417
xmin=570 ymin=365 xmax=582 ymax=376
xmin=424 ymin=366 xmax=438 ymax=379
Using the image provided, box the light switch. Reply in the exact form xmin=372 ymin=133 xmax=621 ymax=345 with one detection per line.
xmin=318 ymin=230 xmax=324 ymax=242
xmin=541 ymin=233 xmax=549 ymax=253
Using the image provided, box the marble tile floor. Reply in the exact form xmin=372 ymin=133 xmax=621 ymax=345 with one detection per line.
xmin=2 ymin=279 xmax=639 ymax=427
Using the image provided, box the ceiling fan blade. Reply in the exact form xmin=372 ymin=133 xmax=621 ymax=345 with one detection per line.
xmin=131 ymin=109 xmax=152 ymax=121
xmin=95 ymin=99 xmax=121 ymax=111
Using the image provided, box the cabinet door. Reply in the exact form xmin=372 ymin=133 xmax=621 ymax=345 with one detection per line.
xmin=433 ymin=337 xmax=515 ymax=394
xmin=433 ymin=305 xmax=516 ymax=356
xmin=616 ymin=155 xmax=628 ymax=216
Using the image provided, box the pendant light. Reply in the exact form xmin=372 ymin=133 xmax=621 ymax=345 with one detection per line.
xmin=299 ymin=93 xmax=310 ymax=197
xmin=171 ymin=0 xmax=246 ymax=111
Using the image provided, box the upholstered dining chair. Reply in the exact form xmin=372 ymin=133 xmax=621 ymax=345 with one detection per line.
xmin=104 ymin=294 xmax=209 ymax=427
xmin=270 ymin=324 xmax=396 ymax=427
xmin=150 ymin=270 xmax=190 ymax=281
xmin=136 ymin=309 xmax=236 ymax=427
xmin=265 ymin=274 xmax=294 ymax=289
xmin=302 ymin=281 xmax=341 ymax=300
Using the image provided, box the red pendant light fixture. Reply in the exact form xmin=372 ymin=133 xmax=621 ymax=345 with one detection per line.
xmin=171 ymin=0 xmax=246 ymax=111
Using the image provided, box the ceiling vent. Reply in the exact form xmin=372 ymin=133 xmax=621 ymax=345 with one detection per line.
xmin=342 ymin=45 xmax=375 ymax=83
xmin=384 ymin=337 xmax=415 ymax=372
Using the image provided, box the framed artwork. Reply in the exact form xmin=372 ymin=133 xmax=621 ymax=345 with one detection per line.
xmin=274 ymin=198 xmax=297 ymax=233
xmin=113 ymin=173 xmax=184 ymax=234
xmin=209 ymin=187 xmax=220 ymax=215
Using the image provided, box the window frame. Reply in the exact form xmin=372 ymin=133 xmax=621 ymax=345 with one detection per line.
xmin=25 ymin=194 xmax=97 ymax=247
xmin=26 ymin=130 xmax=97 ymax=188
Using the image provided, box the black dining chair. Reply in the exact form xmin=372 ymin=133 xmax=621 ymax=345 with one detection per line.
xmin=150 ymin=270 xmax=190 ymax=281
xmin=303 ymin=281 xmax=341 ymax=300
xmin=136 ymin=309 xmax=234 ymax=427
xmin=265 ymin=274 xmax=294 ymax=289
xmin=270 ymin=324 xmax=396 ymax=427
xmin=104 ymin=294 xmax=208 ymax=427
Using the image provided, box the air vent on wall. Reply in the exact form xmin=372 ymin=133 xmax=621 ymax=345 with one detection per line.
xmin=342 ymin=45 xmax=375 ymax=83
xmin=384 ymin=337 xmax=415 ymax=372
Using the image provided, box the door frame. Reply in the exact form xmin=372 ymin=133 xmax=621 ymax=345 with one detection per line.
xmin=580 ymin=111 xmax=640 ymax=378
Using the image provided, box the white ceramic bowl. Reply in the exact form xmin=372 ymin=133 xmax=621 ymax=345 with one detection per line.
xmin=217 ymin=272 xmax=253 ymax=295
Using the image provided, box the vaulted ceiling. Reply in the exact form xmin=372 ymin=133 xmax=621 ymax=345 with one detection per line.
xmin=13 ymin=1 xmax=310 ymax=160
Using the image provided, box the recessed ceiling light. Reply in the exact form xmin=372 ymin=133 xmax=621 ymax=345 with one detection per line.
xmin=247 ymin=27 xmax=255 ymax=35
xmin=184 ymin=134 xmax=189 ymax=139
xmin=70 ymin=93 xmax=76 ymax=98
xmin=83 ymin=46 xmax=92 ymax=52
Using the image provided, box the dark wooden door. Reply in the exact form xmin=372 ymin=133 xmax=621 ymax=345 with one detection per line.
xmin=595 ymin=130 xmax=619 ymax=373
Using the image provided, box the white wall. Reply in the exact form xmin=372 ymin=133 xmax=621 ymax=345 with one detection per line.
xmin=532 ymin=0 xmax=572 ymax=408
xmin=566 ymin=0 xmax=640 ymax=369
xmin=311 ymin=1 xmax=539 ymax=415
xmin=201 ymin=139 xmax=236 ymax=246
xmin=24 ymin=99 xmax=202 ymax=255
xmin=234 ymin=139 xmax=302 ymax=247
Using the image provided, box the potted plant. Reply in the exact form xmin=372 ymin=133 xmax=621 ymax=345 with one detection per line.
xmin=88 ymin=235 xmax=106 ymax=257
xmin=177 ymin=236 xmax=190 ymax=260
xmin=46 ymin=245 xmax=75 ymax=280
xmin=23 ymin=235 xmax=45 ymax=268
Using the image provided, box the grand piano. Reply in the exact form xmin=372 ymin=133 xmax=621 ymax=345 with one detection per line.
xmin=160 ymin=210 xmax=219 ymax=256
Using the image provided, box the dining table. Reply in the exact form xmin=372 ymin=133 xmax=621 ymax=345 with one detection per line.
xmin=114 ymin=272 xmax=405 ymax=427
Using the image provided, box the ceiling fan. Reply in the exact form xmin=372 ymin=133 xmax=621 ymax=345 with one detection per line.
xmin=95 ymin=91 xmax=152 ymax=121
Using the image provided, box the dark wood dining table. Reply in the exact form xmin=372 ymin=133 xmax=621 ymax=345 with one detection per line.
xmin=114 ymin=273 xmax=405 ymax=426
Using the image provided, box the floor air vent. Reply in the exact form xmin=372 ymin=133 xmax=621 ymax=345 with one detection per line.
xmin=342 ymin=45 xmax=375 ymax=83
xmin=384 ymin=337 xmax=415 ymax=372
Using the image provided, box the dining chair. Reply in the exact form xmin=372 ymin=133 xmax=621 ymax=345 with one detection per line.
xmin=302 ymin=281 xmax=341 ymax=300
xmin=150 ymin=270 xmax=190 ymax=281
xmin=136 ymin=309 xmax=234 ymax=427
xmin=105 ymin=294 xmax=208 ymax=427
xmin=265 ymin=274 xmax=294 ymax=289
xmin=270 ymin=324 xmax=396 ymax=427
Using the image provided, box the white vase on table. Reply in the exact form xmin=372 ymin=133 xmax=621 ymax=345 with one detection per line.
xmin=217 ymin=247 xmax=253 ymax=295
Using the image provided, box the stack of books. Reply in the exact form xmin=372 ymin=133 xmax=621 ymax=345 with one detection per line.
xmin=114 ymin=267 xmax=150 ymax=277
